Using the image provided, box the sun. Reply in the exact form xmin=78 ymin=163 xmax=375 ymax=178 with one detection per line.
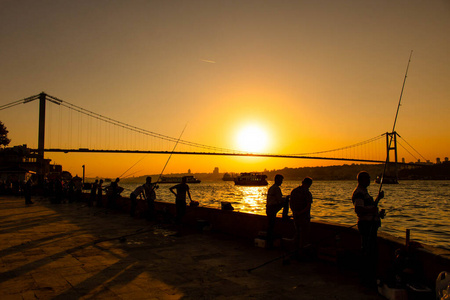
xmin=236 ymin=124 xmax=269 ymax=153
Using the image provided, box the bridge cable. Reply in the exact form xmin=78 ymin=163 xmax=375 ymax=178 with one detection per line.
xmin=292 ymin=135 xmax=384 ymax=157
xmin=49 ymin=95 xmax=240 ymax=154
xmin=397 ymin=135 xmax=428 ymax=162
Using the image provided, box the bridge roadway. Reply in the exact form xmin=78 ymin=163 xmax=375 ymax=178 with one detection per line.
xmin=42 ymin=148 xmax=386 ymax=164
xmin=0 ymin=195 xmax=383 ymax=299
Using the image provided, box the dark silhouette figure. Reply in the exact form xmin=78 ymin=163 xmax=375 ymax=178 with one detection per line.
xmin=144 ymin=177 xmax=158 ymax=221
xmin=67 ymin=179 xmax=75 ymax=203
xmin=89 ymin=180 xmax=98 ymax=207
xmin=266 ymin=174 xmax=289 ymax=248
xmin=290 ymin=177 xmax=313 ymax=255
xmin=54 ymin=177 xmax=63 ymax=204
xmin=170 ymin=176 xmax=193 ymax=232
xmin=352 ymin=171 xmax=384 ymax=288
xmin=107 ymin=178 xmax=123 ymax=209
xmin=96 ymin=179 xmax=103 ymax=207
xmin=74 ymin=177 xmax=83 ymax=202
xmin=130 ymin=182 xmax=146 ymax=217
xmin=24 ymin=178 xmax=33 ymax=204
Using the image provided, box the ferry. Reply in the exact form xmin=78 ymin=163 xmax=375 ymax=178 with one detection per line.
xmin=158 ymin=175 xmax=201 ymax=184
xmin=234 ymin=173 xmax=268 ymax=186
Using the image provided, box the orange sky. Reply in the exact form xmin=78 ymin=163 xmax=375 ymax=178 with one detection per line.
xmin=1 ymin=1 xmax=449 ymax=178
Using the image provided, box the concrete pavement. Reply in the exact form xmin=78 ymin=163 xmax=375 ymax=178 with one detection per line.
xmin=0 ymin=195 xmax=383 ymax=299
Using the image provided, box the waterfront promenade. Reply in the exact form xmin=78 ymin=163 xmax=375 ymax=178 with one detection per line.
xmin=0 ymin=195 xmax=382 ymax=299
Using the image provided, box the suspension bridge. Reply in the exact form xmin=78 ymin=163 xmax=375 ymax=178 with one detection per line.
xmin=1 ymin=92 xmax=427 ymax=166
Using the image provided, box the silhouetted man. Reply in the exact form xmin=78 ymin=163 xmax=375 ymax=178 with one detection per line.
xmin=24 ymin=178 xmax=33 ymax=205
xmin=290 ymin=177 xmax=313 ymax=254
xmin=352 ymin=171 xmax=384 ymax=288
xmin=170 ymin=176 xmax=193 ymax=235
xmin=144 ymin=177 xmax=158 ymax=221
xmin=266 ymin=174 xmax=289 ymax=248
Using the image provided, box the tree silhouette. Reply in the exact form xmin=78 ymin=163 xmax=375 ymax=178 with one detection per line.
xmin=0 ymin=121 xmax=11 ymax=147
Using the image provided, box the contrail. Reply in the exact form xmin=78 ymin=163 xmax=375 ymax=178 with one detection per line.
xmin=200 ymin=59 xmax=216 ymax=64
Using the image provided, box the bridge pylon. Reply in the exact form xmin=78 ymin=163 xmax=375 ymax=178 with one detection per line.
xmin=383 ymin=131 xmax=399 ymax=182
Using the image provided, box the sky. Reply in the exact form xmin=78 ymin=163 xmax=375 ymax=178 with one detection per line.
xmin=1 ymin=0 xmax=449 ymax=178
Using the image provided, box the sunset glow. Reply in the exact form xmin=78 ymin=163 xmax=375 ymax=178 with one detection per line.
xmin=0 ymin=1 xmax=449 ymax=177
xmin=236 ymin=124 xmax=269 ymax=153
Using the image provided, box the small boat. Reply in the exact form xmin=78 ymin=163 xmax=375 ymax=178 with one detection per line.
xmin=159 ymin=175 xmax=201 ymax=184
xmin=234 ymin=173 xmax=268 ymax=186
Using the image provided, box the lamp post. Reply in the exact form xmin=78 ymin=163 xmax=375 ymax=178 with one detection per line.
xmin=82 ymin=165 xmax=85 ymax=185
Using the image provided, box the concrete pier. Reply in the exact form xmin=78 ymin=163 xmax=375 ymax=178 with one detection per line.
xmin=0 ymin=195 xmax=382 ymax=299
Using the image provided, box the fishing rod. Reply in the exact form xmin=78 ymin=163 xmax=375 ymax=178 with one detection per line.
xmin=116 ymin=123 xmax=187 ymax=183
xmin=121 ymin=169 xmax=144 ymax=179
xmin=377 ymin=50 xmax=413 ymax=202
xmin=156 ymin=123 xmax=188 ymax=183
xmin=118 ymin=156 xmax=147 ymax=179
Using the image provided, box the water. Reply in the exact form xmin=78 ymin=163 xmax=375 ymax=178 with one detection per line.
xmin=121 ymin=180 xmax=450 ymax=250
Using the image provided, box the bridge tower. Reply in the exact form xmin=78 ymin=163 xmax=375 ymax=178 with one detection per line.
xmin=37 ymin=92 xmax=47 ymax=184
xmin=384 ymin=131 xmax=398 ymax=182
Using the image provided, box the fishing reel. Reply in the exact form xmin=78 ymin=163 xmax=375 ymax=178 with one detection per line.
xmin=379 ymin=209 xmax=386 ymax=219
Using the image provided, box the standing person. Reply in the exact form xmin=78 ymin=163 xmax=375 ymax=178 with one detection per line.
xmin=352 ymin=171 xmax=384 ymax=288
xmin=74 ymin=177 xmax=83 ymax=202
xmin=130 ymin=182 xmax=146 ymax=217
xmin=89 ymin=180 xmax=98 ymax=207
xmin=266 ymin=174 xmax=289 ymax=248
xmin=290 ymin=177 xmax=313 ymax=255
xmin=67 ymin=179 xmax=75 ymax=203
xmin=54 ymin=177 xmax=63 ymax=204
xmin=169 ymin=176 xmax=193 ymax=230
xmin=107 ymin=178 xmax=123 ymax=209
xmin=96 ymin=179 xmax=103 ymax=207
xmin=144 ymin=177 xmax=158 ymax=221
xmin=24 ymin=177 xmax=33 ymax=205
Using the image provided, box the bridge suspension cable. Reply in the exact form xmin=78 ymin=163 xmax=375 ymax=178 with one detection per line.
xmin=397 ymin=134 xmax=428 ymax=162
xmin=292 ymin=135 xmax=385 ymax=157
xmin=46 ymin=94 xmax=242 ymax=154
xmin=2 ymin=92 xmax=425 ymax=164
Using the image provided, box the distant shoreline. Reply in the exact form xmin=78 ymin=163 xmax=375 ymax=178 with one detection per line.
xmin=90 ymin=162 xmax=450 ymax=183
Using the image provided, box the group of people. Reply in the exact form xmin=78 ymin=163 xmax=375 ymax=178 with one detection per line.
xmin=266 ymin=171 xmax=384 ymax=287
xmin=129 ymin=177 xmax=157 ymax=220
xmin=128 ymin=176 xmax=194 ymax=230
xmin=265 ymin=174 xmax=313 ymax=251
xmin=20 ymin=170 xmax=383 ymax=286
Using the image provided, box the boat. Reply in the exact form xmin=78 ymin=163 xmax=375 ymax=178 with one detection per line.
xmin=234 ymin=173 xmax=268 ymax=186
xmin=158 ymin=175 xmax=201 ymax=184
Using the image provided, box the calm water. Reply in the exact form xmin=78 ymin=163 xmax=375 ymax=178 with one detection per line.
xmin=121 ymin=180 xmax=450 ymax=250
